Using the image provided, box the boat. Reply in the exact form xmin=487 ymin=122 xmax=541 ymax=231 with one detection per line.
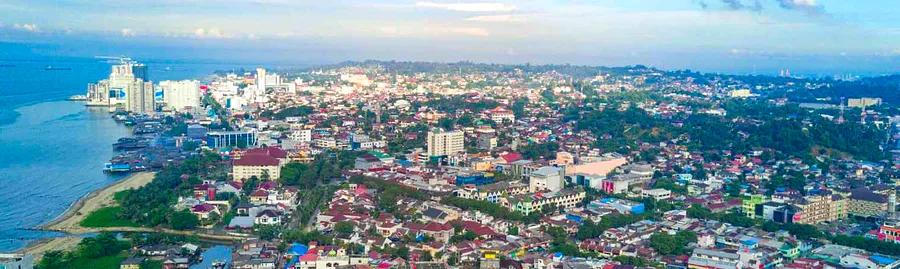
xmin=113 ymin=137 xmax=150 ymax=150
xmin=103 ymin=162 xmax=132 ymax=173
xmin=67 ymin=95 xmax=88 ymax=101
xmin=211 ymin=261 xmax=228 ymax=269
xmin=44 ymin=65 xmax=72 ymax=71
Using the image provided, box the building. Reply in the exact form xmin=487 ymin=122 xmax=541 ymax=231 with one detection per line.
xmin=426 ymin=128 xmax=464 ymax=157
xmin=487 ymin=107 xmax=515 ymax=123
xmin=0 ymin=253 xmax=33 ymax=269
xmin=121 ymin=257 xmax=145 ymax=269
xmin=232 ymin=147 xmax=288 ymax=182
xmin=207 ymin=131 xmax=257 ymax=148
xmin=792 ymin=195 xmax=847 ymax=225
xmin=256 ymin=67 xmax=267 ymax=95
xmin=688 ymin=248 xmax=742 ymax=269
xmin=743 ymin=195 xmax=767 ymax=218
xmin=505 ymin=187 xmax=585 ymax=215
xmin=847 ymin=98 xmax=882 ymax=108
xmin=587 ymin=198 xmax=645 ymax=214
xmin=529 ymin=166 xmax=564 ymax=193
xmin=477 ymin=134 xmax=497 ymax=150
xmin=641 ymin=188 xmax=672 ymax=201
xmin=453 ymin=181 xmax=529 ymax=203
xmin=848 ymin=188 xmax=888 ymax=218
xmin=159 ymin=80 xmax=201 ymax=112
xmin=729 ymin=89 xmax=753 ymax=98
xmin=86 ymin=58 xmax=155 ymax=113
xmin=127 ymin=80 xmax=155 ymax=114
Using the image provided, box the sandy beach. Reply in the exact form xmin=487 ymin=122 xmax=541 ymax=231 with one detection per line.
xmin=20 ymin=172 xmax=156 ymax=258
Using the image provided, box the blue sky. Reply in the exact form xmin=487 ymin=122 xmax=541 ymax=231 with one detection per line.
xmin=0 ymin=0 xmax=898 ymax=75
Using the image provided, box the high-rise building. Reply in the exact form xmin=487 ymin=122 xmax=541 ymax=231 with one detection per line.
xmin=126 ymin=80 xmax=155 ymax=114
xmin=426 ymin=128 xmax=464 ymax=157
xmin=159 ymin=80 xmax=201 ymax=112
xmin=256 ymin=67 xmax=267 ymax=94
xmin=85 ymin=58 xmax=155 ymax=114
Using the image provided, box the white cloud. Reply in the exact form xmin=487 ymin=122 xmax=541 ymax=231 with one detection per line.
xmin=120 ymin=28 xmax=135 ymax=37
xmin=193 ymin=28 xmax=232 ymax=39
xmin=427 ymin=26 xmax=490 ymax=37
xmin=465 ymin=14 xmax=527 ymax=23
xmin=415 ymin=1 xmax=515 ymax=12
xmin=775 ymin=0 xmax=825 ymax=15
xmin=13 ymin=23 xmax=38 ymax=32
xmin=378 ymin=26 xmax=400 ymax=35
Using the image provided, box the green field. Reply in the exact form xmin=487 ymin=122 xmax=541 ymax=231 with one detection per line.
xmin=64 ymin=253 xmax=127 ymax=269
xmin=79 ymin=206 xmax=140 ymax=228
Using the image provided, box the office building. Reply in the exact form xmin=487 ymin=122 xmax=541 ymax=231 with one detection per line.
xmin=160 ymin=80 xmax=201 ymax=112
xmin=85 ymin=58 xmax=155 ymax=114
xmin=529 ymin=166 xmax=564 ymax=193
xmin=127 ymin=80 xmax=155 ymax=114
xmin=256 ymin=67 xmax=267 ymax=94
xmin=426 ymin=128 xmax=464 ymax=157
xmin=207 ymin=131 xmax=257 ymax=148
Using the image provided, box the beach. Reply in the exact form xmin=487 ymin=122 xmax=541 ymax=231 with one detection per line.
xmin=20 ymin=172 xmax=156 ymax=258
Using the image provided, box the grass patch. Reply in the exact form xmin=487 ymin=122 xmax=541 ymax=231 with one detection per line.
xmin=80 ymin=206 xmax=140 ymax=228
xmin=64 ymin=253 xmax=127 ymax=269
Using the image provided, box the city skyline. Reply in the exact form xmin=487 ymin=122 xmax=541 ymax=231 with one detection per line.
xmin=1 ymin=0 xmax=899 ymax=75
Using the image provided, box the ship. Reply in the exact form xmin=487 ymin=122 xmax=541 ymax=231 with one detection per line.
xmin=44 ymin=65 xmax=72 ymax=71
xmin=103 ymin=162 xmax=131 ymax=173
xmin=113 ymin=137 xmax=150 ymax=150
xmin=67 ymin=95 xmax=88 ymax=101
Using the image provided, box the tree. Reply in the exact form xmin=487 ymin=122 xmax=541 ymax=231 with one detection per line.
xmin=169 ymin=210 xmax=199 ymax=230
xmin=421 ymin=251 xmax=434 ymax=261
xmin=649 ymin=231 xmax=697 ymax=256
xmin=255 ymin=225 xmax=281 ymax=241
xmin=334 ymin=221 xmax=355 ymax=237
xmin=38 ymin=251 xmax=67 ymax=269
xmin=395 ymin=247 xmax=410 ymax=260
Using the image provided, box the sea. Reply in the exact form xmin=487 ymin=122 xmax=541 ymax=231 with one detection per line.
xmin=0 ymin=57 xmax=252 ymax=252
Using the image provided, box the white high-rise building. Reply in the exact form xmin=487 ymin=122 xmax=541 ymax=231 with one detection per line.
xmin=86 ymin=58 xmax=155 ymax=114
xmin=426 ymin=128 xmax=465 ymax=157
xmin=160 ymin=80 xmax=201 ymax=112
xmin=256 ymin=67 xmax=267 ymax=95
xmin=126 ymin=80 xmax=155 ymax=114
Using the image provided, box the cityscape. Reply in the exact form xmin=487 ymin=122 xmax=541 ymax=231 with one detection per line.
xmin=1 ymin=1 xmax=900 ymax=269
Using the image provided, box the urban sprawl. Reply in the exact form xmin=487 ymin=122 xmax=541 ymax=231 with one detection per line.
xmin=8 ymin=59 xmax=900 ymax=269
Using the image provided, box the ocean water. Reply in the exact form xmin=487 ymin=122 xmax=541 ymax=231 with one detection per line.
xmin=0 ymin=57 xmax=247 ymax=251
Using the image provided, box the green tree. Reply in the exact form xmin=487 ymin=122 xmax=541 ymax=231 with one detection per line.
xmin=169 ymin=210 xmax=199 ymax=230
xmin=334 ymin=221 xmax=355 ymax=237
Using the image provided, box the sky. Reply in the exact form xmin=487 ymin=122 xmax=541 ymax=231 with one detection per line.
xmin=0 ymin=0 xmax=898 ymax=75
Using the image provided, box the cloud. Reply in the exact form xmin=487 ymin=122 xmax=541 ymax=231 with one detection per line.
xmin=378 ymin=26 xmax=400 ymax=35
xmin=775 ymin=0 xmax=825 ymax=15
xmin=193 ymin=28 xmax=232 ymax=39
xmin=120 ymin=28 xmax=135 ymax=37
xmin=13 ymin=23 xmax=38 ymax=32
xmin=721 ymin=0 xmax=762 ymax=12
xmin=465 ymin=14 xmax=527 ymax=23
xmin=425 ymin=26 xmax=490 ymax=37
xmin=415 ymin=1 xmax=515 ymax=12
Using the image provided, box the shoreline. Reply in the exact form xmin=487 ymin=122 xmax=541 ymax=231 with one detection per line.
xmin=18 ymin=171 xmax=156 ymax=257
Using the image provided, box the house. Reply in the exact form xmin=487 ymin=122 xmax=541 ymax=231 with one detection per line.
xmin=163 ymin=257 xmax=190 ymax=269
xmin=255 ymin=209 xmax=283 ymax=225
xmin=191 ymin=203 xmax=221 ymax=220
xmin=233 ymin=147 xmax=288 ymax=182
xmin=121 ymin=257 xmax=144 ymax=269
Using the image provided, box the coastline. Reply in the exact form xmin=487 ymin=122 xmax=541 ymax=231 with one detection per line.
xmin=19 ymin=172 xmax=156 ymax=258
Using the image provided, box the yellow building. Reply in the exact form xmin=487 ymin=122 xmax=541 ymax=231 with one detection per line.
xmin=792 ymin=195 xmax=846 ymax=225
